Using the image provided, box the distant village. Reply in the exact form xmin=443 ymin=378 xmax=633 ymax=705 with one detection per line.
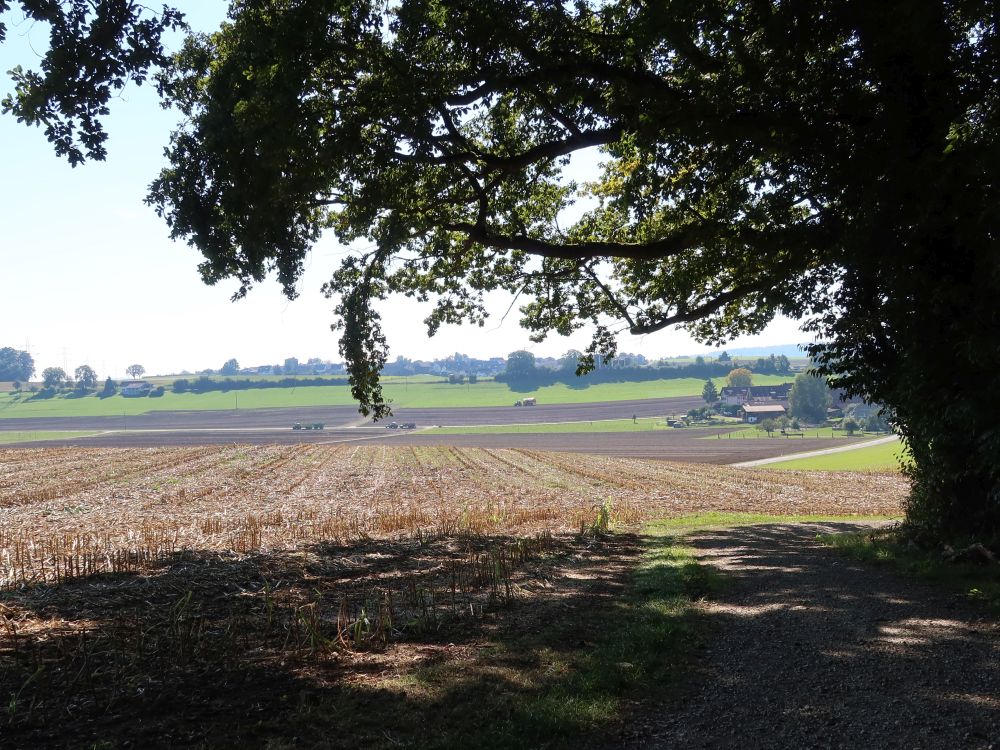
xmin=182 ymin=348 xmax=806 ymax=380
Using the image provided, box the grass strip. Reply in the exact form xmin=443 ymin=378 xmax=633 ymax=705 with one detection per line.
xmin=0 ymin=430 xmax=99 ymax=444
xmin=710 ymin=426 xmax=868 ymax=440
xmin=280 ymin=524 xmax=724 ymax=750
xmin=820 ymin=526 xmax=1000 ymax=613
xmin=370 ymin=512 xmax=887 ymax=749
xmin=0 ymin=375 xmax=794 ymax=419
xmin=761 ymin=439 xmax=908 ymax=471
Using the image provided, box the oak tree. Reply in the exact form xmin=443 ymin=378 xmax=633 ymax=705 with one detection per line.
xmin=1 ymin=1 xmax=183 ymax=165
xmin=147 ymin=0 xmax=1000 ymax=540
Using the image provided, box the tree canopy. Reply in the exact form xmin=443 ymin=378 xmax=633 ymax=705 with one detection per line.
xmin=144 ymin=1 xmax=1000 ymax=539
xmin=726 ymin=368 xmax=753 ymax=388
xmin=0 ymin=347 xmax=34 ymax=381
xmin=74 ymin=364 xmax=98 ymax=390
xmin=41 ymin=366 xmax=67 ymax=389
xmin=1 ymin=1 xmax=183 ymax=165
xmin=789 ymin=373 xmax=830 ymax=425
xmin=702 ymin=379 xmax=719 ymax=404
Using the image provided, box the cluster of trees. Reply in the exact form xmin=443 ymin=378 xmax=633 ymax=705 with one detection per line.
xmin=497 ymin=350 xmax=769 ymax=388
xmin=0 ymin=347 xmax=34 ymax=381
xmin=3 ymin=358 xmax=147 ymax=399
xmin=171 ymin=376 xmax=349 ymax=394
xmin=6 ymin=0 xmax=996 ymax=543
xmin=205 ymin=357 xmax=340 ymax=377
xmin=750 ymin=355 xmax=793 ymax=376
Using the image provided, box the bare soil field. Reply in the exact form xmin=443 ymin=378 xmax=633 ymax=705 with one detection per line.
xmin=4 ymin=424 xmax=866 ymax=465
xmin=0 ymin=445 xmax=905 ymax=747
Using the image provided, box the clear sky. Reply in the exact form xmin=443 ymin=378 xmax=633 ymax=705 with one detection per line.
xmin=0 ymin=2 xmax=805 ymax=379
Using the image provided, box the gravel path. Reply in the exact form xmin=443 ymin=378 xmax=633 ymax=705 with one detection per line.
xmin=630 ymin=523 xmax=1000 ymax=748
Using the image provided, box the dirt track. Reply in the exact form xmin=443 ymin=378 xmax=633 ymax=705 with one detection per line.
xmin=625 ymin=523 xmax=1000 ymax=748
xmin=1 ymin=396 xmax=868 ymax=463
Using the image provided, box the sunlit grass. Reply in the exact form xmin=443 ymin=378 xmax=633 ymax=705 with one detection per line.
xmin=0 ymin=430 xmax=99 ymax=444
xmin=761 ymin=439 xmax=909 ymax=471
xmin=821 ymin=526 xmax=1000 ymax=612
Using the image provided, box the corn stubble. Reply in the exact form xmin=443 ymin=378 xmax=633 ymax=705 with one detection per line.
xmin=0 ymin=445 xmax=906 ymax=737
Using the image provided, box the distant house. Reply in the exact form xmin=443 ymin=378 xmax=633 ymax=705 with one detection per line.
xmin=742 ymin=403 xmax=786 ymax=423
xmin=120 ymin=380 xmax=152 ymax=397
xmin=721 ymin=383 xmax=793 ymax=405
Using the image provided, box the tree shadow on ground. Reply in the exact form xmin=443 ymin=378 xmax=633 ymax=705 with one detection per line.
xmin=0 ymin=532 xmax=666 ymax=749
xmin=4 ymin=522 xmax=995 ymax=748
xmin=625 ymin=522 xmax=1000 ymax=749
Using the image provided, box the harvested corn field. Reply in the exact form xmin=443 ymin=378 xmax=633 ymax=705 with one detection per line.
xmin=0 ymin=444 xmax=906 ymax=588
xmin=0 ymin=445 xmax=906 ymax=748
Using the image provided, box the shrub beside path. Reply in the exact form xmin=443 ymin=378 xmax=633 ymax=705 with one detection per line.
xmin=623 ymin=523 xmax=1000 ymax=748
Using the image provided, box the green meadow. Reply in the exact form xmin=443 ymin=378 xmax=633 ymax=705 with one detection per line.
xmin=0 ymin=431 xmax=100 ymax=444
xmin=761 ymin=439 xmax=908 ymax=471
xmin=0 ymin=374 xmax=792 ymax=419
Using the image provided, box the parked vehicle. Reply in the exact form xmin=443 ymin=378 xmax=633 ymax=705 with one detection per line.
xmin=386 ymin=422 xmax=399 ymax=429
xmin=514 ymin=398 xmax=537 ymax=407
xmin=400 ymin=422 xmax=416 ymax=429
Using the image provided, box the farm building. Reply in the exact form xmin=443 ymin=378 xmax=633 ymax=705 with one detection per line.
xmin=742 ymin=403 xmax=786 ymax=423
xmin=721 ymin=383 xmax=793 ymax=405
xmin=120 ymin=380 xmax=152 ymax=397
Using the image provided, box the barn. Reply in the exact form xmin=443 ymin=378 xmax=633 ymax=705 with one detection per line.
xmin=742 ymin=403 xmax=787 ymax=423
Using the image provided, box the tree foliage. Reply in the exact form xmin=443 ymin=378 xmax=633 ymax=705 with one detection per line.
xmin=99 ymin=377 xmax=117 ymax=398
xmin=789 ymin=373 xmax=830 ymax=425
xmin=702 ymin=379 xmax=719 ymax=404
xmin=125 ymin=364 xmax=145 ymax=379
xmin=74 ymin=365 xmax=97 ymax=390
xmin=0 ymin=347 xmax=34 ymax=381
xmin=504 ymin=350 xmax=537 ymax=381
xmin=1 ymin=1 xmax=184 ymax=165
xmin=41 ymin=367 xmax=67 ymax=389
xmin=221 ymin=358 xmax=240 ymax=375
xmin=726 ymin=368 xmax=753 ymax=388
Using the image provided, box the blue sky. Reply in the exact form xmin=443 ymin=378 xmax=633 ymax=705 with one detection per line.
xmin=0 ymin=2 xmax=804 ymax=378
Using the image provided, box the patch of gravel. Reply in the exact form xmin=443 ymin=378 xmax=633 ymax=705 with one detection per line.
xmin=626 ymin=523 xmax=1000 ymax=749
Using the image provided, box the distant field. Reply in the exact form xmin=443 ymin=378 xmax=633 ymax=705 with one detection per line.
xmin=0 ymin=374 xmax=792 ymax=418
xmin=424 ymin=417 xmax=675 ymax=434
xmin=763 ymin=439 xmax=909 ymax=471
xmin=0 ymin=430 xmax=99 ymax=444
xmin=713 ymin=426 xmax=880 ymax=440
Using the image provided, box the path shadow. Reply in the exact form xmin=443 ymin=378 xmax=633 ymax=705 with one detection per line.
xmin=628 ymin=523 xmax=1000 ymax=748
